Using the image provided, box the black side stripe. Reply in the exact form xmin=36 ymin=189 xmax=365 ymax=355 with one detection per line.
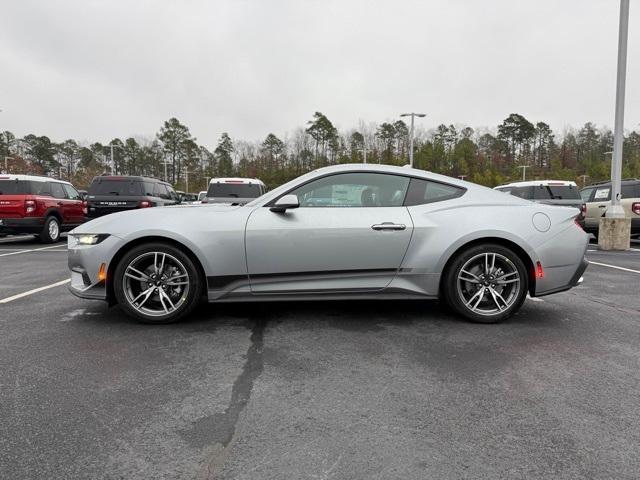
xmin=207 ymin=268 xmax=397 ymax=290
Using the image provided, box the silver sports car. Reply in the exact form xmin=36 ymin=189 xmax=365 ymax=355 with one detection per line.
xmin=68 ymin=164 xmax=589 ymax=324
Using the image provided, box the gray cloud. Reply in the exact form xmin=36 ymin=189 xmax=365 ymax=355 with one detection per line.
xmin=0 ymin=0 xmax=638 ymax=148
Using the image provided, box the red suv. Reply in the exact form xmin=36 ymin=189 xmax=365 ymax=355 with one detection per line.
xmin=0 ymin=174 xmax=87 ymax=243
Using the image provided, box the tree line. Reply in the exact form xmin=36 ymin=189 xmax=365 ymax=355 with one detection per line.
xmin=1 ymin=112 xmax=639 ymax=192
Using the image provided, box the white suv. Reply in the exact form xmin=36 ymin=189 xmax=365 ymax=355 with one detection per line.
xmin=202 ymin=178 xmax=267 ymax=205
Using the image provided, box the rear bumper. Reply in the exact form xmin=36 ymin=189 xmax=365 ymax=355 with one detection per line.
xmin=0 ymin=217 xmax=43 ymax=234
xmin=534 ymin=256 xmax=588 ymax=297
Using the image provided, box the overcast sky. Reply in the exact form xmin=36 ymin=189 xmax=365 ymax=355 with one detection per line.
xmin=0 ymin=0 xmax=638 ymax=148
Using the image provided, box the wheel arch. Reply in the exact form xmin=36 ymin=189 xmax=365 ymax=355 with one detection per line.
xmin=438 ymin=236 xmax=536 ymax=297
xmin=44 ymin=208 xmax=63 ymax=222
xmin=105 ymin=235 xmax=208 ymax=304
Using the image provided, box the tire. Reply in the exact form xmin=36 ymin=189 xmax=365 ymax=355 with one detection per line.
xmin=39 ymin=216 xmax=61 ymax=243
xmin=113 ymin=242 xmax=202 ymax=324
xmin=443 ymin=243 xmax=528 ymax=324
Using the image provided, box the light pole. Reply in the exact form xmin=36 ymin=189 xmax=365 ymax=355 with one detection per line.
xmin=109 ymin=143 xmax=123 ymax=174
xmin=400 ymin=112 xmax=426 ymax=167
xmin=161 ymin=159 xmax=172 ymax=182
xmin=3 ymin=156 xmax=11 ymax=173
xmin=579 ymin=174 xmax=589 ymax=186
xmin=184 ymin=170 xmax=194 ymax=193
xmin=517 ymin=165 xmax=530 ymax=181
xmin=607 ymin=0 xmax=629 ymax=220
xmin=360 ymin=143 xmax=369 ymax=164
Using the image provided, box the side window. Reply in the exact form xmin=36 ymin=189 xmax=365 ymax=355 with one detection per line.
xmin=142 ymin=181 xmax=155 ymax=196
xmin=31 ymin=181 xmax=51 ymax=196
xmin=166 ymin=186 xmax=179 ymax=201
xmin=63 ymin=184 xmax=81 ymax=200
xmin=50 ymin=182 xmax=67 ymax=199
xmin=404 ymin=178 xmax=465 ymax=206
xmin=593 ymin=186 xmax=611 ymax=202
xmin=288 ymin=173 xmax=410 ymax=207
xmin=154 ymin=183 xmax=170 ymax=200
xmin=621 ymin=184 xmax=639 ymax=199
xmin=580 ymin=188 xmax=594 ymax=202
xmin=510 ymin=186 xmax=533 ymax=199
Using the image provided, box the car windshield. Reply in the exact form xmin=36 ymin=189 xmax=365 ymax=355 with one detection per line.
xmin=89 ymin=179 xmax=142 ymax=196
xmin=0 ymin=180 xmax=31 ymax=195
xmin=207 ymin=183 xmax=262 ymax=198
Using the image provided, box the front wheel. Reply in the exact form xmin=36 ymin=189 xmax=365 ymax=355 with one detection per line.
xmin=443 ymin=244 xmax=528 ymax=323
xmin=113 ymin=243 xmax=202 ymax=324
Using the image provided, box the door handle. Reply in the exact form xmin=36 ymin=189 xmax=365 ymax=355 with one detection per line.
xmin=598 ymin=205 xmax=606 ymax=208
xmin=371 ymin=222 xmax=406 ymax=231
xmin=57 ymin=202 xmax=64 ymax=206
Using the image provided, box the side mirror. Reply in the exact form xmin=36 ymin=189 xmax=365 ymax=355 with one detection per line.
xmin=270 ymin=194 xmax=299 ymax=213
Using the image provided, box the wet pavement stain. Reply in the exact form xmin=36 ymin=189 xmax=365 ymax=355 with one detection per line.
xmin=181 ymin=317 xmax=266 ymax=449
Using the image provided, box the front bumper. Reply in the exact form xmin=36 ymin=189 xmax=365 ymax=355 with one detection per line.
xmin=67 ymin=234 xmax=123 ymax=301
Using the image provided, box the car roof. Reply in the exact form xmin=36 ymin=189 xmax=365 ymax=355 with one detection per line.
xmin=307 ymin=163 xmax=471 ymax=188
xmin=92 ymin=175 xmax=167 ymax=184
xmin=209 ymin=177 xmax=266 ymax=186
xmin=0 ymin=174 xmax=72 ymax=185
xmin=496 ymin=180 xmax=577 ymax=188
xmin=584 ymin=178 xmax=639 ymax=188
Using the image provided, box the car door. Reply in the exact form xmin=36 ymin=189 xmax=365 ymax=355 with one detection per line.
xmin=245 ymin=172 xmax=414 ymax=293
xmin=587 ymin=185 xmax=611 ymax=229
xmin=62 ymin=184 xmax=85 ymax=224
xmin=49 ymin=182 xmax=72 ymax=224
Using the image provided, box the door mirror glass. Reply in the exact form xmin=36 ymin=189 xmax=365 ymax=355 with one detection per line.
xmin=270 ymin=194 xmax=299 ymax=213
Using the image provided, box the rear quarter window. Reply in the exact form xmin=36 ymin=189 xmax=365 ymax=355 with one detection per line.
xmin=404 ymin=178 xmax=465 ymax=206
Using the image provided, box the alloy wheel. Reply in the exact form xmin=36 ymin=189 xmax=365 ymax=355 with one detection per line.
xmin=456 ymin=252 xmax=521 ymax=316
xmin=122 ymin=251 xmax=191 ymax=317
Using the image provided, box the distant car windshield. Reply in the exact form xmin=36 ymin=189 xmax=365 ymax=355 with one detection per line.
xmin=0 ymin=180 xmax=30 ymax=195
xmin=89 ymin=179 xmax=142 ymax=196
xmin=207 ymin=183 xmax=262 ymax=198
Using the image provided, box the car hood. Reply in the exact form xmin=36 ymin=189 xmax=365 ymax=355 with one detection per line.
xmin=71 ymin=204 xmax=245 ymax=235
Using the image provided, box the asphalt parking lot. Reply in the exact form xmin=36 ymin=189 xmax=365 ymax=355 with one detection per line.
xmin=1 ymin=235 xmax=639 ymax=479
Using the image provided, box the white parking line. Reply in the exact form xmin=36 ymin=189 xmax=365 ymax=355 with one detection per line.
xmin=0 ymin=279 xmax=71 ymax=304
xmin=0 ymin=245 xmax=64 ymax=257
xmin=588 ymin=261 xmax=640 ymax=274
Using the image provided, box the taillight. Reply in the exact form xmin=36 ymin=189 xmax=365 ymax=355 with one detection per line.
xmin=632 ymin=202 xmax=640 ymax=216
xmin=580 ymin=203 xmax=586 ymax=219
xmin=82 ymin=201 xmax=88 ymax=215
xmin=25 ymin=199 xmax=36 ymax=215
xmin=139 ymin=200 xmax=151 ymax=208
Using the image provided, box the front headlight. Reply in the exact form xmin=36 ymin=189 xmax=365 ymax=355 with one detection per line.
xmin=70 ymin=234 xmax=110 ymax=245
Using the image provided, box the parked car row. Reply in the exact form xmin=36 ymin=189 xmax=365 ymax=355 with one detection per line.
xmin=0 ymin=174 xmax=270 ymax=243
xmin=495 ymin=178 xmax=640 ymax=238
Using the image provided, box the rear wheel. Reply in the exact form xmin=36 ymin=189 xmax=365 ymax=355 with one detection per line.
xmin=114 ymin=243 xmax=202 ymax=324
xmin=443 ymin=244 xmax=528 ymax=323
xmin=39 ymin=216 xmax=61 ymax=243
